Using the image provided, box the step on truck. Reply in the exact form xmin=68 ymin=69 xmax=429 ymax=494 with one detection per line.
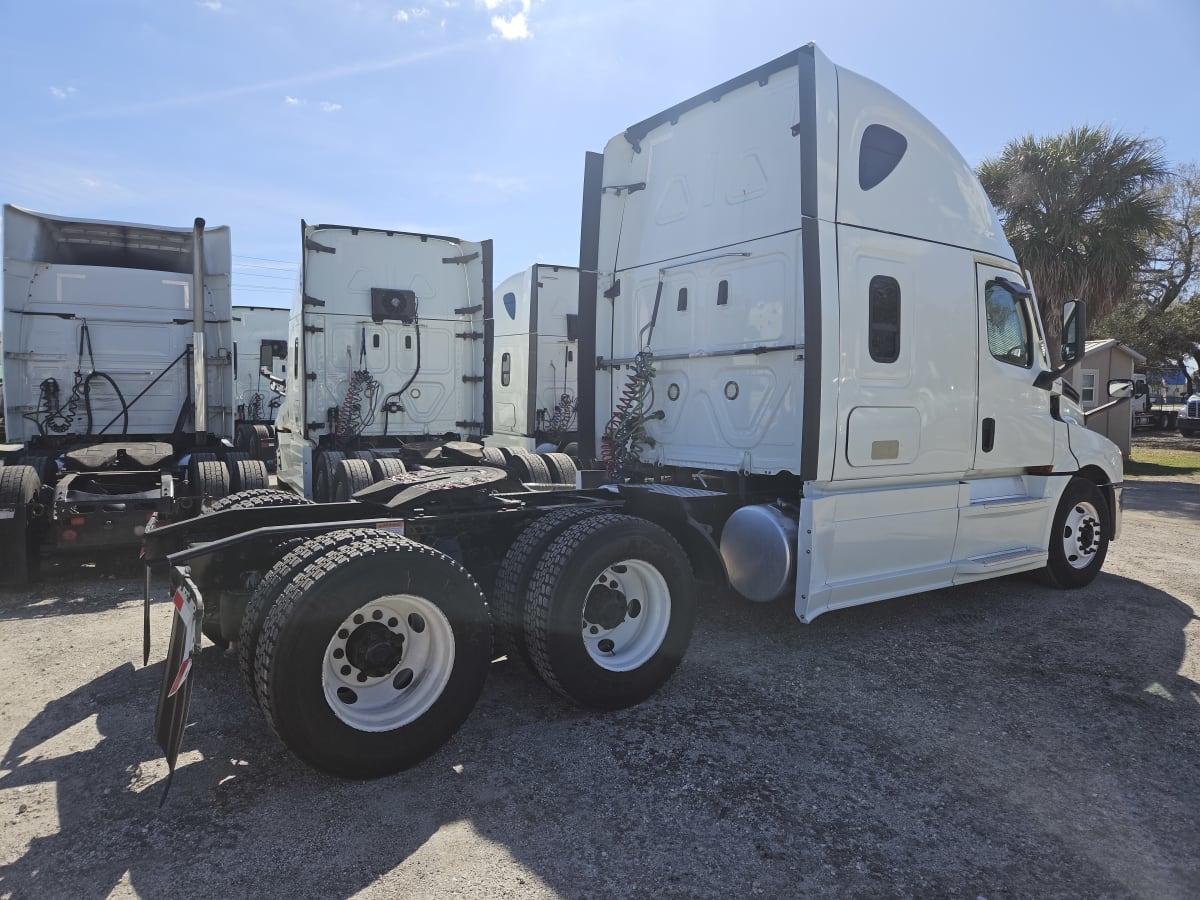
xmin=488 ymin=264 xmax=580 ymax=455
xmin=231 ymin=304 xmax=289 ymax=468
xmin=142 ymin=44 xmax=1125 ymax=795
xmin=1 ymin=207 xmax=260 ymax=583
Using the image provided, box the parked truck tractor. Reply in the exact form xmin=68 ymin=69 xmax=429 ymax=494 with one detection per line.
xmin=1 ymin=207 xmax=258 ymax=583
xmin=488 ymin=264 xmax=580 ymax=455
xmin=231 ymin=304 xmax=289 ymax=468
xmin=142 ymin=44 xmax=1125 ymax=798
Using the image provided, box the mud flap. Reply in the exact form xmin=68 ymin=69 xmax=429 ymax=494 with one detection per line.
xmin=153 ymin=567 xmax=203 ymax=806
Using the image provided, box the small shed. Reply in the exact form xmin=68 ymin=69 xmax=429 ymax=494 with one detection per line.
xmin=1067 ymin=339 xmax=1145 ymax=459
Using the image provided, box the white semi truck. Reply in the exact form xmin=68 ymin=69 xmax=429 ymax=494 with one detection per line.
xmin=273 ymin=221 xmax=491 ymax=501
xmin=231 ymin=304 xmax=289 ymax=466
xmin=489 ymin=264 xmax=580 ymax=454
xmin=271 ymin=223 xmax=578 ymax=501
xmin=1 ymin=207 xmax=264 ymax=583
xmin=143 ymin=44 xmax=1125 ymax=794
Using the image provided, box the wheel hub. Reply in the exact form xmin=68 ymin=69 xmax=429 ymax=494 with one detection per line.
xmin=345 ymin=622 xmax=404 ymax=677
xmin=322 ymin=594 xmax=456 ymax=732
xmin=1062 ymin=500 xmax=1103 ymax=568
xmin=584 ymin=582 xmax=627 ymax=630
xmin=1077 ymin=518 xmax=1096 ymax=551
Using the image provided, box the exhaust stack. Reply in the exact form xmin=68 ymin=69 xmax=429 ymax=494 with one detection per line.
xmin=192 ymin=217 xmax=207 ymax=436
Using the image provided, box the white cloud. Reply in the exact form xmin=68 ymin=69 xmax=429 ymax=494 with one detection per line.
xmin=485 ymin=0 xmax=532 ymax=40
xmin=284 ymin=95 xmax=302 ymax=106
xmin=394 ymin=6 xmax=430 ymax=22
xmin=196 ymin=0 xmax=222 ymax=10
xmin=44 ymin=39 xmax=486 ymax=123
xmin=49 ymin=86 xmax=77 ymax=100
xmin=319 ymin=101 xmax=342 ymax=112
xmin=491 ymin=12 xmax=529 ymax=39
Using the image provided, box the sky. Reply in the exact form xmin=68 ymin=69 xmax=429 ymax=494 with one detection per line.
xmin=1 ymin=0 xmax=1197 ymax=309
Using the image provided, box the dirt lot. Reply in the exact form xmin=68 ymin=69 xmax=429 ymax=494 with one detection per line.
xmin=1 ymin=451 xmax=1197 ymax=899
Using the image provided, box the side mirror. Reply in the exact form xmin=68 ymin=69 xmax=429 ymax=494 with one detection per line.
xmin=1132 ymin=381 xmax=1149 ymax=398
xmin=1033 ymin=299 xmax=1089 ymax=391
xmin=1060 ymin=300 xmax=1086 ymax=366
xmin=1107 ymin=378 xmax=1133 ymax=400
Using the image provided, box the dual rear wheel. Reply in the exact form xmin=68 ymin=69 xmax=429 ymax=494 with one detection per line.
xmin=232 ymin=511 xmax=696 ymax=777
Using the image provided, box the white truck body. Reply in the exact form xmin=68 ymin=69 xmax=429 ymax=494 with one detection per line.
xmin=3 ymin=207 xmax=233 ymax=443
xmin=488 ymin=264 xmax=579 ymax=452
xmin=231 ymin=305 xmax=288 ymax=423
xmin=584 ymin=44 xmax=1123 ymax=623
xmin=275 ymin=222 xmax=491 ymax=497
xmin=1179 ymin=393 xmax=1200 ymax=436
xmin=141 ymin=44 xmax=1128 ymax=786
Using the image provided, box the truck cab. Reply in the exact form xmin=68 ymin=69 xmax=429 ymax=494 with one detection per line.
xmin=583 ymin=44 xmax=1122 ymax=621
xmin=488 ymin=264 xmax=580 ymax=453
xmin=274 ymin=222 xmax=492 ymax=499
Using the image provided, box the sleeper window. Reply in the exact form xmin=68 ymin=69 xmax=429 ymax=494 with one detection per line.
xmin=501 ymin=352 xmax=511 ymax=387
xmin=868 ymin=275 xmax=901 ymax=364
xmin=984 ymin=281 xmax=1033 ymax=368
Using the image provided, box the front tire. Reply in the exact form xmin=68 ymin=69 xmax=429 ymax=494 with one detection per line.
xmin=1042 ymin=477 xmax=1110 ymax=588
xmin=254 ymin=530 xmax=492 ymax=777
xmin=524 ymin=514 xmax=696 ymax=709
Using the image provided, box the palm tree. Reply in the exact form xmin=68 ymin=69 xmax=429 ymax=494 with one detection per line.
xmin=978 ymin=126 xmax=1169 ymax=360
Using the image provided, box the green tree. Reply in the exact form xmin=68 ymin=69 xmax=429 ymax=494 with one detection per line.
xmin=1137 ymin=163 xmax=1200 ymax=312
xmin=978 ymin=126 xmax=1170 ymax=359
xmin=1098 ymin=163 xmax=1200 ymax=388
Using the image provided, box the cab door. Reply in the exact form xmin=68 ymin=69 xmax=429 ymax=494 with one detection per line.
xmin=972 ymin=265 xmax=1054 ymax=471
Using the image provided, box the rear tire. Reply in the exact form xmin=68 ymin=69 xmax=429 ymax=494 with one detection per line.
xmin=370 ymin=456 xmax=407 ymax=481
xmin=0 ymin=465 xmax=42 ymax=585
xmin=17 ymin=454 xmax=54 ymax=484
xmin=232 ymin=459 xmax=270 ymax=492
xmin=508 ymin=448 xmax=552 ymax=484
xmin=540 ymin=452 xmax=578 ymax=486
xmin=333 ymin=458 xmax=374 ymax=501
xmin=192 ymin=459 xmax=230 ymax=503
xmin=238 ymin=528 xmax=368 ymax=698
xmin=208 ymin=488 xmax=310 ymax=514
xmin=524 ymin=514 xmax=696 ymax=709
xmin=313 ymin=451 xmax=345 ymax=502
xmin=1041 ymin=477 xmax=1110 ymax=588
xmin=480 ymin=447 xmax=507 ymax=468
xmin=254 ymin=530 xmax=492 ymax=778
xmin=492 ymin=507 xmax=600 ymax=664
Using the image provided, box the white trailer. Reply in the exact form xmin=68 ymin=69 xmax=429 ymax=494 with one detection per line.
xmin=143 ymin=44 xmax=1124 ymax=790
xmin=488 ymin=264 xmax=580 ymax=453
xmin=1 ymin=206 xmax=260 ymax=582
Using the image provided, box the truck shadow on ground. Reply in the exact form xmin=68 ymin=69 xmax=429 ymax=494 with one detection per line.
xmin=0 ymin=558 xmax=146 ymax=620
xmin=1122 ymin=477 xmax=1200 ymax=522
xmin=0 ymin=571 xmax=1197 ymax=898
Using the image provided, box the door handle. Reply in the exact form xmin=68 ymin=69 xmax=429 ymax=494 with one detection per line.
xmin=981 ymin=417 xmax=995 ymax=453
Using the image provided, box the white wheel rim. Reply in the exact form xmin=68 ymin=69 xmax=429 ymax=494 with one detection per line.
xmin=1062 ymin=500 xmax=1103 ymax=570
xmin=321 ymin=594 xmax=455 ymax=732
xmin=580 ymin=558 xmax=671 ymax=672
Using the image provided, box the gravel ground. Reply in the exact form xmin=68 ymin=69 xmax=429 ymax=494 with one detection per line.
xmin=0 ymin=460 xmax=1197 ymax=899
